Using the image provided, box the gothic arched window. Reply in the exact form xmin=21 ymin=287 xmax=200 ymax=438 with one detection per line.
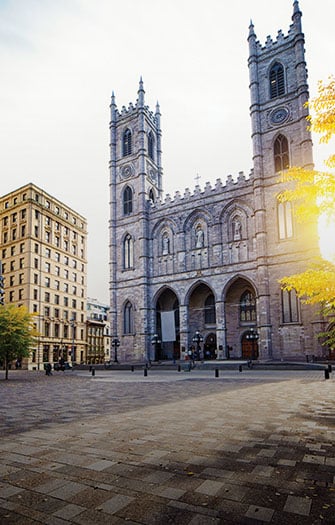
xmin=240 ymin=291 xmax=256 ymax=322
xmin=274 ymin=134 xmax=289 ymax=172
xmin=278 ymin=201 xmax=293 ymax=239
xmin=123 ymin=186 xmax=133 ymax=215
xmin=281 ymin=289 xmax=299 ymax=323
xmin=270 ymin=62 xmax=285 ymax=99
xmin=124 ymin=301 xmax=133 ymax=334
xmin=123 ymin=234 xmax=133 ymax=269
xmin=122 ymin=128 xmax=132 ymax=156
xmin=148 ymin=131 xmax=154 ymax=160
xmin=204 ymin=294 xmax=216 ymax=324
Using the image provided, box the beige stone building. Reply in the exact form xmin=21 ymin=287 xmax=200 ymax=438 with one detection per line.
xmin=0 ymin=183 xmax=87 ymax=369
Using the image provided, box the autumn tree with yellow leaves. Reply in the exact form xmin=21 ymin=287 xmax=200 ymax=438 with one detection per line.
xmin=279 ymin=77 xmax=335 ymax=348
xmin=0 ymin=304 xmax=38 ymax=380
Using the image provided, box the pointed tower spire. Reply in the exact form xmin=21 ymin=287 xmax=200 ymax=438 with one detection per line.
xmin=292 ymin=0 xmax=302 ymax=32
xmin=110 ymin=90 xmax=117 ymax=122
xmin=138 ymin=76 xmax=145 ymax=108
xmin=248 ymin=19 xmax=257 ymax=57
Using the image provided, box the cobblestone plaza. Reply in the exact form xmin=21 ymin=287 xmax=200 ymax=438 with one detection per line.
xmin=1 ymin=368 xmax=335 ymax=523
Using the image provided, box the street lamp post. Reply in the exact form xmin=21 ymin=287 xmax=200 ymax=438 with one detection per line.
xmin=192 ymin=330 xmax=203 ymax=361
xmin=151 ymin=334 xmax=161 ymax=361
xmin=245 ymin=328 xmax=259 ymax=360
xmin=111 ymin=337 xmax=120 ymax=363
xmin=70 ymin=317 xmax=75 ymax=365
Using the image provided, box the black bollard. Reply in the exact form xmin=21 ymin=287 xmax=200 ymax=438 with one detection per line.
xmin=131 ymin=365 xmax=134 ymax=372
xmin=178 ymin=364 xmax=181 ymax=372
xmin=92 ymin=367 xmax=95 ymax=377
xmin=215 ymin=368 xmax=219 ymax=378
xmin=328 ymin=364 xmax=332 ymax=373
xmin=239 ymin=365 xmax=242 ymax=373
xmin=144 ymin=368 xmax=148 ymax=377
xmin=325 ymin=368 xmax=330 ymax=380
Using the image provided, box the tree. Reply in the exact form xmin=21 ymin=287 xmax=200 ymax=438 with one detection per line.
xmin=0 ymin=304 xmax=38 ymax=380
xmin=279 ymin=77 xmax=335 ymax=349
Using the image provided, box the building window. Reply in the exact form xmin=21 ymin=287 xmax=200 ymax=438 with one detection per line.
xmin=45 ymin=262 xmax=51 ymax=273
xmin=10 ymin=261 xmax=15 ymax=271
xmin=55 ymin=295 xmax=60 ymax=305
xmin=19 ymin=258 xmax=24 ymax=269
xmin=19 ymin=289 xmax=23 ymax=300
xmin=21 ymin=209 xmax=26 ymax=220
xmin=12 ymin=229 xmax=17 ymax=241
xmin=45 ymin=292 xmax=50 ymax=302
xmin=34 ymin=274 xmax=38 ymax=284
xmin=45 ymin=277 xmax=50 ymax=288
xmin=270 ymin=62 xmax=285 ymax=99
xmin=21 ymin=225 xmax=26 ymax=237
xmin=10 ymin=276 xmax=14 ymax=286
xmin=204 ymin=294 xmax=216 ymax=324
xmin=44 ymin=322 xmax=50 ymax=337
xmin=34 ymin=258 xmax=38 ymax=269
xmin=44 ymin=306 xmax=50 ymax=317
xmin=282 ymin=289 xmax=299 ymax=323
xmin=148 ymin=131 xmax=154 ymax=160
xmin=274 ymin=134 xmax=289 ymax=172
xmin=34 ymin=226 xmax=39 ymax=237
xmin=33 ymin=289 xmax=38 ymax=300
xmin=122 ymin=128 xmax=132 ymax=156
xmin=124 ymin=301 xmax=133 ymax=334
xmin=34 ymin=243 xmax=39 ymax=254
xmin=11 ymin=246 xmax=15 ymax=256
xmin=123 ymin=234 xmax=133 ymax=269
xmin=278 ymin=201 xmax=293 ymax=239
xmin=123 ymin=186 xmax=133 ymax=215
xmin=240 ymin=291 xmax=256 ymax=322
xmin=19 ymin=273 xmax=24 ymax=284
xmin=20 ymin=243 xmax=24 ymax=253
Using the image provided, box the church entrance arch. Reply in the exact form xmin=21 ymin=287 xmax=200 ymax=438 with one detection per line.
xmin=155 ymin=288 xmax=180 ymax=360
xmin=224 ymin=277 xmax=258 ymax=359
xmin=188 ymin=282 xmax=216 ymax=360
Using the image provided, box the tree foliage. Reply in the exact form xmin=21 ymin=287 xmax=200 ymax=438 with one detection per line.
xmin=0 ymin=304 xmax=38 ymax=379
xmin=278 ymin=77 xmax=335 ymax=348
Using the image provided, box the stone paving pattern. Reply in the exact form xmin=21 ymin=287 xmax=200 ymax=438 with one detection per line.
xmin=0 ymin=369 xmax=335 ymax=524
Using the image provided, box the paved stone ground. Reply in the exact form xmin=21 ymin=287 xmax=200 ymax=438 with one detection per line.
xmin=1 ymin=368 xmax=335 ymax=524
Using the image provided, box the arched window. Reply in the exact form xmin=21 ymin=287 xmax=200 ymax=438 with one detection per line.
xmin=240 ymin=291 xmax=256 ymax=322
xmin=270 ymin=62 xmax=285 ymax=99
xmin=123 ymin=186 xmax=133 ymax=215
xmin=122 ymin=128 xmax=132 ymax=156
xmin=281 ymin=289 xmax=299 ymax=323
xmin=149 ymin=188 xmax=155 ymax=203
xmin=204 ymin=294 xmax=216 ymax=324
xmin=278 ymin=201 xmax=293 ymax=239
xmin=123 ymin=234 xmax=133 ymax=269
xmin=124 ymin=301 xmax=133 ymax=334
xmin=148 ymin=131 xmax=154 ymax=160
xmin=274 ymin=134 xmax=289 ymax=172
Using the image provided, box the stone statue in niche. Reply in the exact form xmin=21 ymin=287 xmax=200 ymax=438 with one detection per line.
xmin=233 ymin=218 xmax=242 ymax=241
xmin=195 ymin=227 xmax=204 ymax=248
xmin=162 ymin=235 xmax=170 ymax=255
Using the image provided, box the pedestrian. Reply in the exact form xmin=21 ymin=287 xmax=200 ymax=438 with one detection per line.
xmin=45 ymin=363 xmax=52 ymax=376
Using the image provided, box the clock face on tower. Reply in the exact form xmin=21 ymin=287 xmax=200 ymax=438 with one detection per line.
xmin=270 ymin=107 xmax=289 ymax=125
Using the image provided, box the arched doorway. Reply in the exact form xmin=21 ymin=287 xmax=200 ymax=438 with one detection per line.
xmin=188 ymin=282 xmax=216 ymax=359
xmin=224 ymin=277 xmax=258 ymax=359
xmin=155 ymin=289 xmax=180 ymax=360
xmin=204 ymin=333 xmax=217 ymax=360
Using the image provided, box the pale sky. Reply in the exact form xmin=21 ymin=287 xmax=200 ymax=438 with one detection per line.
xmin=0 ymin=0 xmax=333 ymax=303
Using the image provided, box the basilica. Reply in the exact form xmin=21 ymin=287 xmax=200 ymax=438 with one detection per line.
xmin=109 ymin=1 xmax=324 ymax=362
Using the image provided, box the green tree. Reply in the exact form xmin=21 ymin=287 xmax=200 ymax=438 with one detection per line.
xmin=0 ymin=304 xmax=38 ymax=380
xmin=279 ymin=77 xmax=335 ymax=349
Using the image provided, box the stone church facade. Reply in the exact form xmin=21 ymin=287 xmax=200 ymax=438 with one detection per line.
xmin=109 ymin=1 xmax=323 ymax=362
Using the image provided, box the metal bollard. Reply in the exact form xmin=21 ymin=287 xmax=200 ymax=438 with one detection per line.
xmin=178 ymin=364 xmax=181 ymax=372
xmin=239 ymin=365 xmax=242 ymax=373
xmin=92 ymin=367 xmax=95 ymax=377
xmin=215 ymin=368 xmax=219 ymax=378
xmin=328 ymin=364 xmax=332 ymax=373
xmin=131 ymin=365 xmax=134 ymax=372
xmin=325 ymin=368 xmax=330 ymax=380
xmin=144 ymin=368 xmax=148 ymax=377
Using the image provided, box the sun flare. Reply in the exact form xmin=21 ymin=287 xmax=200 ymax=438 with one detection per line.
xmin=319 ymin=215 xmax=335 ymax=262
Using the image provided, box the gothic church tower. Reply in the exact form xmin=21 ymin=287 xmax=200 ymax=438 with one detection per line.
xmin=109 ymin=79 xmax=162 ymax=359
